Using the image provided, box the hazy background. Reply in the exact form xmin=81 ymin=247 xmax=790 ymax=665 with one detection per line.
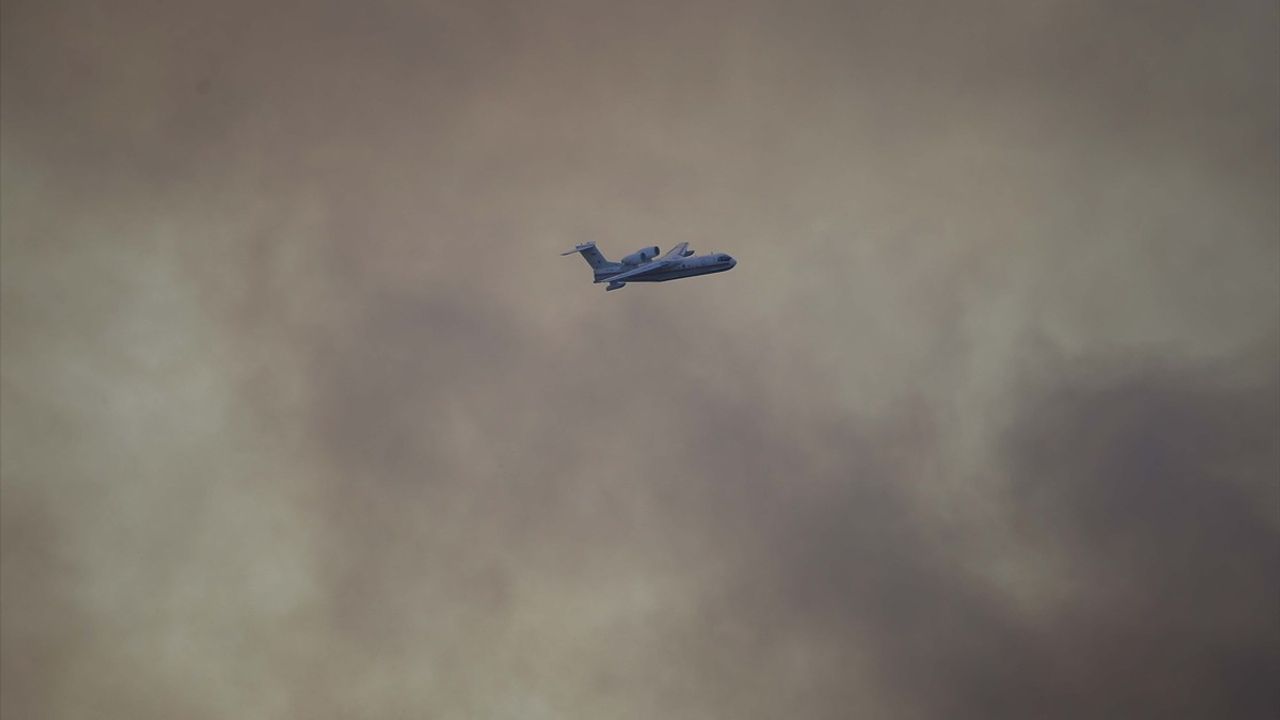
xmin=3 ymin=1 xmax=1277 ymax=717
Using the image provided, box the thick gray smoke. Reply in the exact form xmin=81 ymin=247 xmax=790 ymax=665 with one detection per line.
xmin=3 ymin=1 xmax=1277 ymax=718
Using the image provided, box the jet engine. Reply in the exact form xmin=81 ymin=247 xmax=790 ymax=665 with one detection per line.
xmin=621 ymin=246 xmax=660 ymax=265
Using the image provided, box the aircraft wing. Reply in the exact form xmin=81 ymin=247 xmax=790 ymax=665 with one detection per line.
xmin=658 ymin=242 xmax=690 ymax=261
xmin=600 ymin=260 xmax=675 ymax=284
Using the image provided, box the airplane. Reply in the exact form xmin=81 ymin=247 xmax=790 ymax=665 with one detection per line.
xmin=560 ymin=241 xmax=737 ymax=291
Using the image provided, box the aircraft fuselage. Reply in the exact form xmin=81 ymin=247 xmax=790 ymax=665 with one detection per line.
xmin=594 ymin=253 xmax=737 ymax=284
xmin=562 ymin=241 xmax=736 ymax=291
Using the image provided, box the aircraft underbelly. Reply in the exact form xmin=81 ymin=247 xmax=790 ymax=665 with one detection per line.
xmin=630 ymin=265 xmax=730 ymax=282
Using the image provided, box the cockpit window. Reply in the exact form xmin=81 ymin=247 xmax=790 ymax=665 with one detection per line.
xmin=717 ymin=255 xmax=731 ymax=262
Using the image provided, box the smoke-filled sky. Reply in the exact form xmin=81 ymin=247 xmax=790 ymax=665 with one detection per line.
xmin=2 ymin=1 xmax=1278 ymax=718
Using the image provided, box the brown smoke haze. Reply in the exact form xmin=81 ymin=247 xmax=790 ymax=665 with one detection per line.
xmin=2 ymin=0 xmax=1278 ymax=717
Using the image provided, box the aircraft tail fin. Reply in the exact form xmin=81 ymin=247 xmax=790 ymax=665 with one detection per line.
xmin=561 ymin=241 xmax=614 ymax=270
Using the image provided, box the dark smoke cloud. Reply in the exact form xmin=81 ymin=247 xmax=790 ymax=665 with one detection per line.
xmin=3 ymin=0 xmax=1277 ymax=718
xmin=690 ymin=353 xmax=1280 ymax=720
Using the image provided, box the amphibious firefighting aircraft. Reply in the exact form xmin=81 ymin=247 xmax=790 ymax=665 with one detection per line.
xmin=560 ymin=241 xmax=737 ymax=291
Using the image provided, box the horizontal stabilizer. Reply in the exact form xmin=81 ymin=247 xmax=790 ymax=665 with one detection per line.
xmin=561 ymin=241 xmax=597 ymax=256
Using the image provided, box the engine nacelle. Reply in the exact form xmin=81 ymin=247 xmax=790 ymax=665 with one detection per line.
xmin=621 ymin=246 xmax=660 ymax=265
